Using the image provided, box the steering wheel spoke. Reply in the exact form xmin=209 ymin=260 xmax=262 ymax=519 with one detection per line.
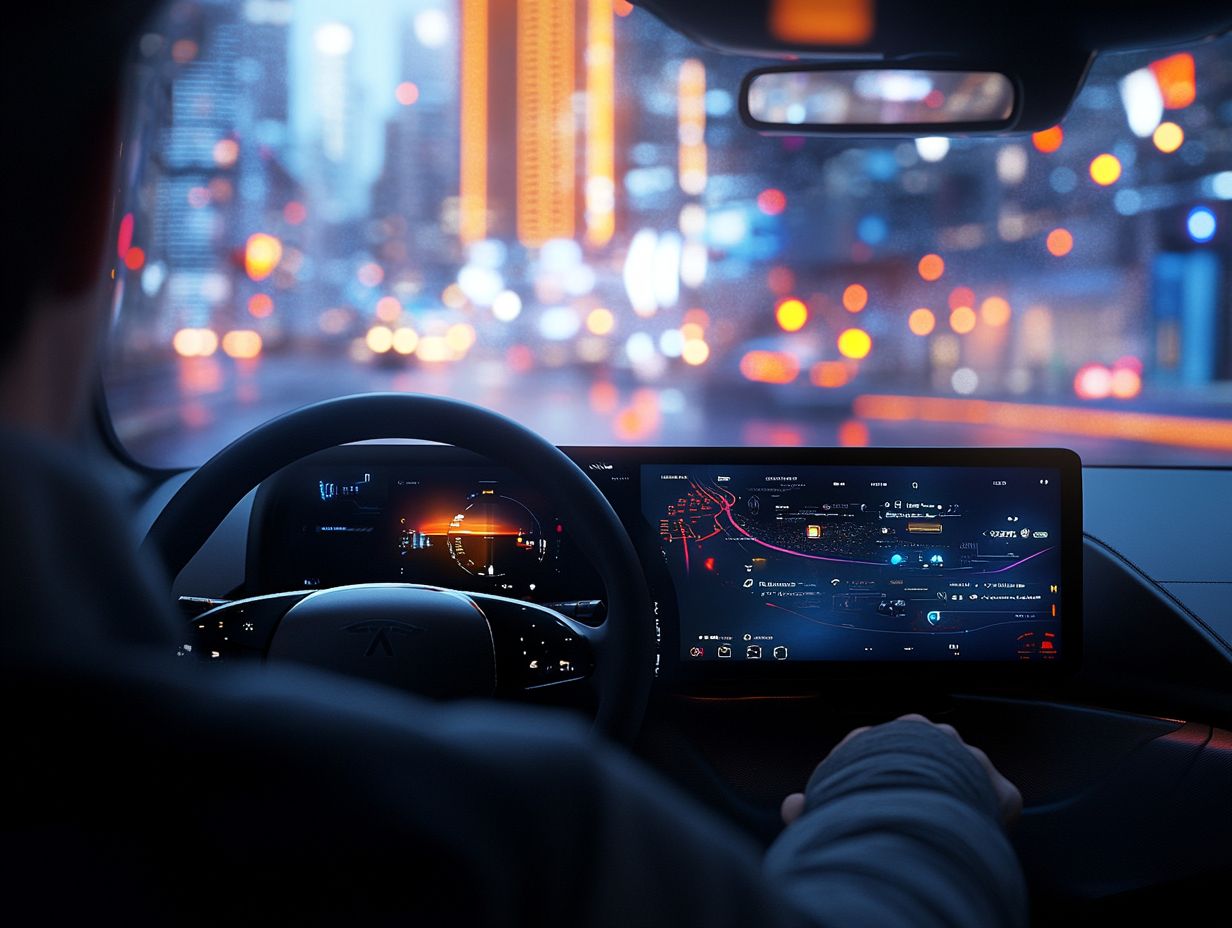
xmin=470 ymin=593 xmax=599 ymax=692
xmin=178 ymin=591 xmax=309 ymax=662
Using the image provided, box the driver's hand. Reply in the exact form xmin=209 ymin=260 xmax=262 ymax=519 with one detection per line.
xmin=780 ymin=713 xmax=1023 ymax=828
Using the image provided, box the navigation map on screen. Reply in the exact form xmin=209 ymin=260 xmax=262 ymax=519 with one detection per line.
xmin=641 ymin=464 xmax=1063 ymax=663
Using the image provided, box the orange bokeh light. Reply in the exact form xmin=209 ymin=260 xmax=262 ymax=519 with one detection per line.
xmin=980 ymin=296 xmax=1011 ymax=328
xmin=837 ymin=328 xmax=872 ymax=360
xmin=221 ymin=329 xmax=263 ymax=360
xmin=917 ymin=253 xmax=945 ymax=281
xmin=908 ymin=308 xmax=936 ymax=336
xmin=810 ymin=361 xmax=851 ymax=388
xmin=1110 ymin=367 xmax=1142 ymax=399
xmin=1031 ymin=126 xmax=1063 ymax=153
xmin=837 ymin=419 xmax=870 ymax=447
xmin=123 ymin=246 xmax=145 ymax=271
xmin=1150 ymin=53 xmax=1196 ymax=109
xmin=775 ymin=297 xmax=809 ymax=332
xmin=842 ymin=284 xmax=868 ymax=313
xmin=613 ymin=0 xmax=634 ymax=15
xmin=1089 ymin=154 xmax=1122 ymax=186
xmin=949 ymin=306 xmax=977 ymax=334
xmin=770 ymin=0 xmax=874 ymax=46
xmin=247 ymin=293 xmax=274 ymax=318
xmin=740 ymin=350 xmax=799 ymax=384
xmin=853 ymin=395 xmax=1232 ymax=453
xmin=1046 ymin=228 xmax=1073 ymax=257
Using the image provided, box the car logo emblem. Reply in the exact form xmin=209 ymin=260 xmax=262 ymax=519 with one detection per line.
xmin=344 ymin=620 xmax=424 ymax=656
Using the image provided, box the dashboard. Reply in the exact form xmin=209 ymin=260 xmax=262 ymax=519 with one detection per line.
xmin=250 ymin=446 xmax=1082 ymax=685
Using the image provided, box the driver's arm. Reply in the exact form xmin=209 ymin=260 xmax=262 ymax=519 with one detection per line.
xmin=419 ymin=706 xmax=1027 ymax=928
xmin=763 ymin=717 xmax=1028 ymax=928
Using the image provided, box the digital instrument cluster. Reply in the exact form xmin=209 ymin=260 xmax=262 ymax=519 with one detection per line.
xmin=250 ymin=451 xmax=598 ymax=604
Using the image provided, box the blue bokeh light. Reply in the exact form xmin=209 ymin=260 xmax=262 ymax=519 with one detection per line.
xmin=1187 ymin=206 xmax=1217 ymax=243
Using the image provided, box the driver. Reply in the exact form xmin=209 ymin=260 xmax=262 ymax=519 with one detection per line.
xmin=1 ymin=3 xmax=1026 ymax=924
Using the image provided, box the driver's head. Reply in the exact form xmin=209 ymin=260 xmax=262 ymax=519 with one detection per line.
xmin=2 ymin=2 xmax=158 ymax=436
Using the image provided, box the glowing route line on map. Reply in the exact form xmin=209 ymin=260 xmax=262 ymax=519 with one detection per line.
xmin=688 ymin=480 xmax=1054 ymax=574
xmin=691 ymin=480 xmax=884 ymax=566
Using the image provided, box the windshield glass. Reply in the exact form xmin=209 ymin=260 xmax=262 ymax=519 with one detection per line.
xmin=103 ymin=1 xmax=1232 ymax=468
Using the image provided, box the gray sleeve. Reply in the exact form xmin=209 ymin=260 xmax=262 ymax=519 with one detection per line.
xmin=764 ymin=719 xmax=1028 ymax=928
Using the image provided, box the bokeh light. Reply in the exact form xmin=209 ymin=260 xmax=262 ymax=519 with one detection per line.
xmin=740 ymin=350 xmax=798 ymax=383
xmin=1031 ymin=126 xmax=1063 ymax=153
xmin=395 ymin=81 xmax=420 ymax=106
xmin=1046 ymin=228 xmax=1073 ymax=256
xmin=908 ymin=308 xmax=936 ymax=336
xmin=375 ymin=296 xmax=402 ymax=322
xmin=247 ymin=293 xmax=274 ymax=318
xmin=1152 ymin=121 xmax=1184 ymax=153
xmin=366 ymin=325 xmax=394 ymax=354
xmin=1110 ymin=366 xmax=1142 ymax=399
xmin=1187 ymin=206 xmax=1217 ymax=243
xmin=1150 ymin=52 xmax=1196 ymax=109
xmin=756 ymin=188 xmax=787 ymax=215
xmin=586 ymin=307 xmax=615 ymax=335
xmin=917 ymin=253 xmax=945 ymax=281
xmin=837 ymin=328 xmax=872 ymax=360
xmin=212 ymin=138 xmax=239 ymax=167
xmin=1074 ymin=363 xmax=1112 ymax=400
xmin=842 ymin=284 xmax=868 ymax=313
xmin=979 ymin=296 xmax=1011 ymax=327
xmin=681 ymin=339 xmax=710 ymax=366
xmin=392 ymin=327 xmax=419 ymax=355
xmin=775 ymin=297 xmax=808 ymax=331
xmin=244 ymin=233 xmax=283 ymax=281
xmin=1089 ymin=154 xmax=1122 ymax=186
xmin=172 ymin=328 xmax=218 ymax=358
xmin=949 ymin=306 xmax=976 ymax=334
xmin=221 ymin=330 xmax=263 ymax=360
xmin=947 ymin=287 xmax=975 ymax=311
xmin=810 ymin=361 xmax=850 ymax=388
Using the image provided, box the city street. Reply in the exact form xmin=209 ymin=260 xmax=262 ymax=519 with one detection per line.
xmin=107 ymin=354 xmax=1232 ymax=468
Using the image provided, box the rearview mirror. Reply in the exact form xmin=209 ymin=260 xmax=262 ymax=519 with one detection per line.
xmin=740 ymin=66 xmax=1017 ymax=135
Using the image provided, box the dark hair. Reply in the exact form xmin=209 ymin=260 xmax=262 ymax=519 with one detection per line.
xmin=2 ymin=2 xmax=161 ymax=362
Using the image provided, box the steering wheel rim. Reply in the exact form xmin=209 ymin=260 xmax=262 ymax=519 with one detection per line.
xmin=142 ymin=392 xmax=655 ymax=743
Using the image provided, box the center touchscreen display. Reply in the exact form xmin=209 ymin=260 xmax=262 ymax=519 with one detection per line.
xmin=641 ymin=463 xmax=1065 ymax=665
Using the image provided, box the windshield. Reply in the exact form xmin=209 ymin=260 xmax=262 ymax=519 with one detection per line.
xmin=102 ymin=1 xmax=1232 ymax=468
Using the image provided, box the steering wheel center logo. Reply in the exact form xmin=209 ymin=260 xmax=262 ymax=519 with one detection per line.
xmin=344 ymin=620 xmax=424 ymax=657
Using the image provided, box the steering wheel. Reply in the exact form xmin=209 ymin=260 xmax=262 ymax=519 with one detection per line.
xmin=142 ymin=393 xmax=655 ymax=743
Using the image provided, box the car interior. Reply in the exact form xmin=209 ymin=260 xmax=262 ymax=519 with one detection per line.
xmin=64 ymin=0 xmax=1232 ymax=919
